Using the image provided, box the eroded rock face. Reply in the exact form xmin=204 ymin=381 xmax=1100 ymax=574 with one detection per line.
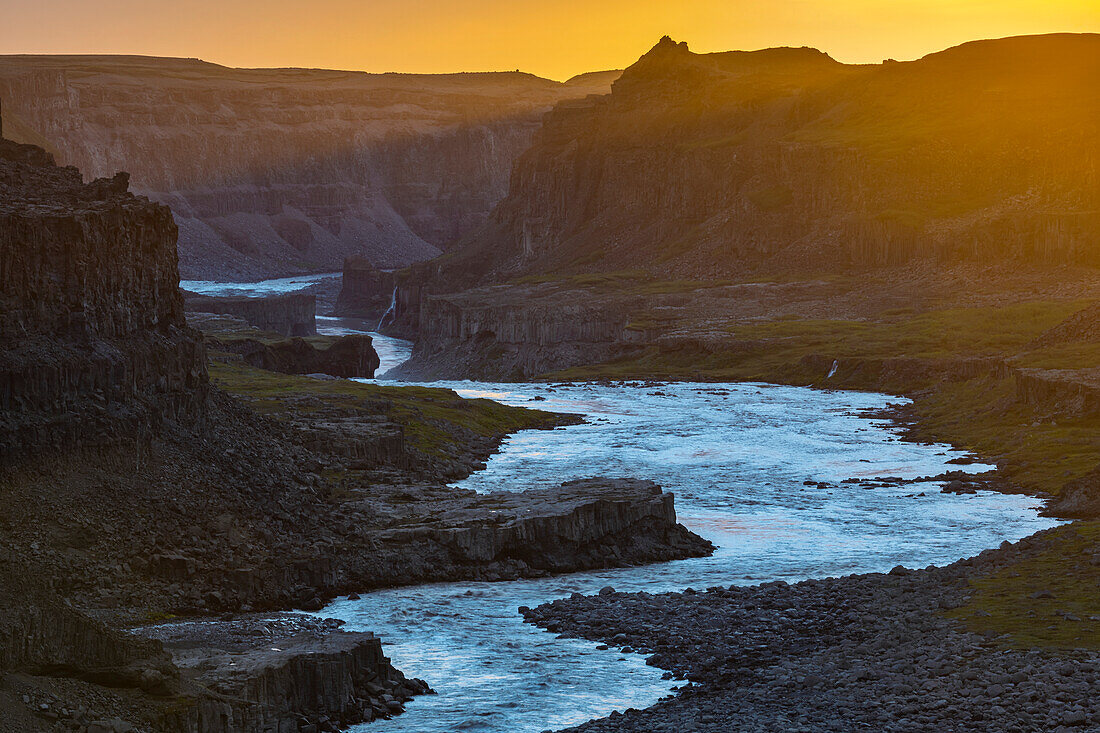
xmin=428 ymin=34 xmax=1100 ymax=287
xmin=183 ymin=292 xmax=317 ymax=337
xmin=0 ymin=57 xmax=619 ymax=279
xmin=146 ymin=616 xmax=430 ymax=731
xmin=333 ymin=255 xmax=396 ymax=321
xmin=212 ymin=334 xmax=382 ymax=378
xmin=0 ymin=137 xmax=208 ymax=461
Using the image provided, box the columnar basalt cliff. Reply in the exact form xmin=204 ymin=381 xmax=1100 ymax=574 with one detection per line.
xmin=183 ymin=291 xmax=318 ymax=336
xmin=333 ymin=255 xmax=396 ymax=321
xmin=0 ymin=136 xmax=208 ymax=460
xmin=0 ymin=56 xmax=619 ymax=279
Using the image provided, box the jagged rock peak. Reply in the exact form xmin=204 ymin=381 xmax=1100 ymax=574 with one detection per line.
xmin=612 ymin=36 xmax=838 ymax=99
xmin=649 ymin=35 xmax=691 ymax=55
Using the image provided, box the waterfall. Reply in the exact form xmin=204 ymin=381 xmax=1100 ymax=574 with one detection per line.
xmin=376 ymin=286 xmax=398 ymax=331
xmin=827 ymin=359 xmax=839 ymax=378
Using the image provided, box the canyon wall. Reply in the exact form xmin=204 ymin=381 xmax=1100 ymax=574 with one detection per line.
xmin=0 ymin=57 xmax=618 ymax=280
xmin=184 ymin=292 xmax=318 ymax=336
xmin=0 ymin=136 xmax=208 ymax=461
xmin=333 ymin=255 xmax=396 ymax=321
xmin=375 ymin=33 xmax=1100 ymax=375
xmin=428 ymin=34 xmax=1100 ymax=288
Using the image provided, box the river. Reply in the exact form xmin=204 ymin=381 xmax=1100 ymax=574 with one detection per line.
xmin=193 ymin=278 xmax=1060 ymax=732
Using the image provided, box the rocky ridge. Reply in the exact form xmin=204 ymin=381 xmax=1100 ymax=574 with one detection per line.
xmin=431 ymin=34 xmax=1099 ymax=287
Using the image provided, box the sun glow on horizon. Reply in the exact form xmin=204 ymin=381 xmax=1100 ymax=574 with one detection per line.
xmin=1 ymin=0 xmax=1098 ymax=80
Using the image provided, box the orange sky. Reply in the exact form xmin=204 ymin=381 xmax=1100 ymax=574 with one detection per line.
xmin=2 ymin=0 xmax=1098 ymax=79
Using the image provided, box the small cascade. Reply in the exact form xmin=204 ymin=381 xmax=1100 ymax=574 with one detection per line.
xmin=376 ymin=286 xmax=398 ymax=331
xmin=827 ymin=359 xmax=839 ymax=378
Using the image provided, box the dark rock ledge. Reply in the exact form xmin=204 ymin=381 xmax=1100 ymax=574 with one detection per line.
xmin=142 ymin=615 xmax=429 ymax=732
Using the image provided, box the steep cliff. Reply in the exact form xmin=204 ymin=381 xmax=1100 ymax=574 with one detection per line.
xmin=431 ymin=34 xmax=1100 ymax=287
xmin=333 ymin=255 xmax=396 ymax=321
xmin=0 ymin=56 xmax=618 ymax=279
xmin=183 ymin=292 xmax=318 ymax=336
xmin=0 ymin=136 xmax=208 ymax=461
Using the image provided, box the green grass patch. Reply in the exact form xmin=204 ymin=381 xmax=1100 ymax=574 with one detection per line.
xmin=1016 ymin=342 xmax=1100 ymax=370
xmin=551 ymin=301 xmax=1084 ymax=385
xmin=947 ymin=522 xmax=1100 ymax=649
xmin=730 ymin=301 xmax=1085 ymax=360
xmin=513 ymin=270 xmax=730 ymax=295
xmin=209 ymin=361 xmax=571 ymax=458
xmin=910 ymin=375 xmax=1100 ymax=496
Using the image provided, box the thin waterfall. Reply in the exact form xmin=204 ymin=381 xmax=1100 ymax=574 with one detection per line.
xmin=376 ymin=286 xmax=398 ymax=331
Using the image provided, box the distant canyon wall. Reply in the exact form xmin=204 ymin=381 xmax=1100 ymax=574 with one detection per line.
xmin=0 ymin=57 xmax=618 ymax=280
xmin=429 ymin=34 xmax=1100 ymax=289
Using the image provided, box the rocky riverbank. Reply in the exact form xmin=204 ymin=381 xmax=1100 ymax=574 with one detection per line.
xmin=525 ymin=529 xmax=1100 ymax=732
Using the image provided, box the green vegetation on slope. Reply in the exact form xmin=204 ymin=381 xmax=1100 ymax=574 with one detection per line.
xmin=909 ymin=376 xmax=1100 ymax=497
xmin=209 ymin=360 xmax=571 ymax=458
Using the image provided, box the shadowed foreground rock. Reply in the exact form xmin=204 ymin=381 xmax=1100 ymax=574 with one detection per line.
xmin=143 ymin=615 xmax=430 ymax=731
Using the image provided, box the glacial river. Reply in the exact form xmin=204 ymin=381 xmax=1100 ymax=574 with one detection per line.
xmin=191 ymin=281 xmax=1060 ymax=732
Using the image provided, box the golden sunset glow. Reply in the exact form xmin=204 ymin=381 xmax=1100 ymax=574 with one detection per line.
xmin=2 ymin=0 xmax=1097 ymax=78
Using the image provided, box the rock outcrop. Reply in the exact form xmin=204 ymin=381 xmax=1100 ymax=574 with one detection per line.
xmin=389 ymin=283 xmax=642 ymax=379
xmin=0 ymin=136 xmax=207 ymax=462
xmin=183 ymin=292 xmax=317 ymax=336
xmin=213 ymin=334 xmax=381 ymax=379
xmin=0 ymin=57 xmax=619 ymax=279
xmin=333 ymin=256 xmax=396 ymax=323
xmin=1012 ymin=367 xmax=1100 ymax=419
xmin=145 ymin=616 xmax=429 ymax=732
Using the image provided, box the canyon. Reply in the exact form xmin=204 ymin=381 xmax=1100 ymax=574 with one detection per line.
xmin=0 ymin=57 xmax=618 ymax=280
xmin=4 ymin=28 xmax=1100 ymax=733
xmin=346 ymin=34 xmax=1099 ymax=374
xmin=0 ymin=136 xmax=709 ymax=731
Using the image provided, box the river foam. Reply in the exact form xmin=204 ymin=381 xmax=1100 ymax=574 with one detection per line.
xmin=328 ymin=376 xmax=1058 ymax=733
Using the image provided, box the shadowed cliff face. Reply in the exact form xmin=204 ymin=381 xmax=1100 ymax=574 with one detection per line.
xmin=433 ymin=33 xmax=1100 ymax=287
xmin=0 ymin=56 xmax=619 ymax=280
xmin=0 ymin=136 xmax=208 ymax=460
